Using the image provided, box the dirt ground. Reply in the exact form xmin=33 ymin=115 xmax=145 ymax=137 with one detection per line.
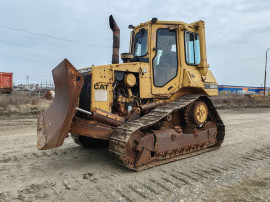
xmin=0 ymin=108 xmax=270 ymax=202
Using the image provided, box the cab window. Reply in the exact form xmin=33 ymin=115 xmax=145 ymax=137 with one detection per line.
xmin=134 ymin=29 xmax=148 ymax=57
xmin=185 ymin=32 xmax=200 ymax=65
xmin=153 ymin=29 xmax=178 ymax=87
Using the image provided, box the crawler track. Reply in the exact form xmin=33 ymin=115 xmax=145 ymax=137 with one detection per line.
xmin=109 ymin=95 xmax=225 ymax=171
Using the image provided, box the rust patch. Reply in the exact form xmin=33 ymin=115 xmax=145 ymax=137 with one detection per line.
xmin=70 ymin=118 xmax=113 ymax=140
xmin=37 ymin=59 xmax=84 ymax=150
xmin=92 ymin=108 xmax=124 ymax=126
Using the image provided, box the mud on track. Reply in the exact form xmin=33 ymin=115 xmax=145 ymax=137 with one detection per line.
xmin=0 ymin=108 xmax=270 ymax=201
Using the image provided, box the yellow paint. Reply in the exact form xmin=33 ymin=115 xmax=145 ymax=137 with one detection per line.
xmin=195 ymin=102 xmax=208 ymax=124
xmin=90 ymin=65 xmax=113 ymax=112
xmin=78 ymin=19 xmax=218 ymax=113
xmin=124 ymin=73 xmax=136 ymax=87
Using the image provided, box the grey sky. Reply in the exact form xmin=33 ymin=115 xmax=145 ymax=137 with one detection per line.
xmin=0 ymin=0 xmax=270 ymax=87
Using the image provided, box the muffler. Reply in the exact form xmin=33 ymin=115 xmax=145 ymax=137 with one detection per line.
xmin=109 ymin=15 xmax=120 ymax=64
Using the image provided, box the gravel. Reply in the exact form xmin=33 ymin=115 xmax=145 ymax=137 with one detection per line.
xmin=0 ymin=108 xmax=269 ymax=201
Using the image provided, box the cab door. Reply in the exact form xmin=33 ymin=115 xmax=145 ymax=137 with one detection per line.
xmin=150 ymin=24 xmax=181 ymax=96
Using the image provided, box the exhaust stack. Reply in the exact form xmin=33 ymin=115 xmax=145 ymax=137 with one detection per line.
xmin=109 ymin=15 xmax=120 ymax=64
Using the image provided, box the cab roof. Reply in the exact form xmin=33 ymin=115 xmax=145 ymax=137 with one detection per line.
xmin=134 ymin=19 xmax=203 ymax=30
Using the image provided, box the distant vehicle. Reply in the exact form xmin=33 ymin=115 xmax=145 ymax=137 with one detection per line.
xmin=0 ymin=72 xmax=13 ymax=94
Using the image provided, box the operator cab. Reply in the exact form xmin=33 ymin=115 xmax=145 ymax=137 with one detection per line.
xmin=120 ymin=18 xmax=210 ymax=98
xmin=121 ymin=19 xmax=180 ymax=88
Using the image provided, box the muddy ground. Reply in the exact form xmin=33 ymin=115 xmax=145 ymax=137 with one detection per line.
xmin=0 ymin=108 xmax=270 ymax=201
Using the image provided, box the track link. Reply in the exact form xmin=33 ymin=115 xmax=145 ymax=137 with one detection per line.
xmin=109 ymin=95 xmax=225 ymax=171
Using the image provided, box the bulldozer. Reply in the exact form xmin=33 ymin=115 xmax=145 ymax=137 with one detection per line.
xmin=37 ymin=16 xmax=225 ymax=171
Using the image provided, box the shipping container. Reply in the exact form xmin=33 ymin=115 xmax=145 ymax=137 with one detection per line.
xmin=0 ymin=72 xmax=13 ymax=94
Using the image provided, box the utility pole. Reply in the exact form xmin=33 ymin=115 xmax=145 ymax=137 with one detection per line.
xmin=26 ymin=75 xmax=29 ymax=85
xmin=264 ymin=48 xmax=270 ymax=99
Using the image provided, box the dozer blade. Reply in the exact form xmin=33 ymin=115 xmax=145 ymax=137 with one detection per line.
xmin=37 ymin=59 xmax=84 ymax=150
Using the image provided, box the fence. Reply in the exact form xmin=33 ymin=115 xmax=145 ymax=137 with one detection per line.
xmin=14 ymin=81 xmax=54 ymax=98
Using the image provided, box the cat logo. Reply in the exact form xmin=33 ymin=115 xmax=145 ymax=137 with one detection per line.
xmin=94 ymin=84 xmax=109 ymax=90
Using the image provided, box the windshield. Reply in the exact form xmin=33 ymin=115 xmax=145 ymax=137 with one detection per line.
xmin=134 ymin=29 xmax=148 ymax=57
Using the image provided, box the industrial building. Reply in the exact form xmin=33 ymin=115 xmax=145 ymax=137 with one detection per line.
xmin=218 ymin=85 xmax=270 ymax=95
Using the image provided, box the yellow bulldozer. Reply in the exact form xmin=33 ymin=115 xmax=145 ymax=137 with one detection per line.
xmin=37 ymin=16 xmax=225 ymax=171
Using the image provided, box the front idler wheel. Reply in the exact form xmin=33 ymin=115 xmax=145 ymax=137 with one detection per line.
xmin=185 ymin=101 xmax=208 ymax=127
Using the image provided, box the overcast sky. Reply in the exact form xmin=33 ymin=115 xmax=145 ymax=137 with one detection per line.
xmin=1 ymin=0 xmax=270 ymax=87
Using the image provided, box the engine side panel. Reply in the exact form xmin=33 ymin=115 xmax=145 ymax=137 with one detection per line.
xmin=90 ymin=65 xmax=114 ymax=112
xmin=79 ymin=63 xmax=153 ymax=114
xmin=112 ymin=62 xmax=153 ymax=99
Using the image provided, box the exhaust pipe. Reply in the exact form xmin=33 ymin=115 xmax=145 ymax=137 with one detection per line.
xmin=109 ymin=15 xmax=120 ymax=64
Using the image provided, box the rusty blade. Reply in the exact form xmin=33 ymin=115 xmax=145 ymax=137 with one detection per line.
xmin=37 ymin=59 xmax=84 ymax=150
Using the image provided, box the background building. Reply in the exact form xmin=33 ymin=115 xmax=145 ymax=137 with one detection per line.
xmin=218 ymin=85 xmax=270 ymax=96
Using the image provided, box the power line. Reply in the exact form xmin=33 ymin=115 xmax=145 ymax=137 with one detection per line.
xmin=0 ymin=25 xmax=266 ymax=61
xmin=0 ymin=25 xmax=111 ymax=49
